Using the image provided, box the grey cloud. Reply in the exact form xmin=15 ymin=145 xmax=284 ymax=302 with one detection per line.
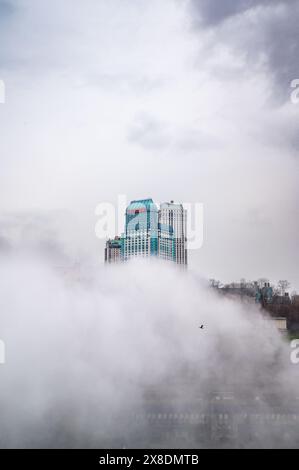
xmin=0 ymin=0 xmax=14 ymax=19
xmin=127 ymin=113 xmax=220 ymax=153
xmin=190 ymin=0 xmax=282 ymax=26
xmin=84 ymin=73 xmax=167 ymax=96
xmin=260 ymin=7 xmax=299 ymax=95
xmin=189 ymin=0 xmax=299 ymax=97
xmin=252 ymin=111 xmax=299 ymax=153
xmin=127 ymin=113 xmax=170 ymax=150
xmin=0 ymin=212 xmax=77 ymax=265
xmin=0 ymin=235 xmax=11 ymax=253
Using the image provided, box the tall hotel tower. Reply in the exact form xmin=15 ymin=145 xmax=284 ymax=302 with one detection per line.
xmin=123 ymin=198 xmax=158 ymax=260
xmin=158 ymin=201 xmax=187 ymax=265
xmin=105 ymin=198 xmax=187 ymax=265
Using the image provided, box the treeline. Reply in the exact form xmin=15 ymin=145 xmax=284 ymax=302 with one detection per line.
xmin=209 ymin=278 xmax=299 ymax=332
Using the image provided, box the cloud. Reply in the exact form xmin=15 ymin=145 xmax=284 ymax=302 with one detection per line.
xmin=0 ymin=0 xmax=298 ymax=288
xmin=127 ymin=113 xmax=170 ymax=150
xmin=0 ymin=251 xmax=298 ymax=447
xmin=127 ymin=112 xmax=220 ymax=152
xmin=0 ymin=211 xmax=86 ymax=265
xmin=190 ymin=0 xmax=281 ymax=25
xmin=189 ymin=0 xmax=299 ymax=96
xmin=0 ymin=0 xmax=14 ymax=18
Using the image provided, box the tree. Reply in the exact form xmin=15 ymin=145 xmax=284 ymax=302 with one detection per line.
xmin=277 ymin=280 xmax=290 ymax=296
xmin=291 ymin=290 xmax=297 ymax=300
xmin=209 ymin=279 xmax=220 ymax=288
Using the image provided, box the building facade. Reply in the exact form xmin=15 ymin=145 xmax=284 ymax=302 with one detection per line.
xmin=158 ymin=201 xmax=187 ymax=265
xmin=104 ymin=236 xmax=122 ymax=263
xmin=122 ymin=198 xmax=158 ymax=260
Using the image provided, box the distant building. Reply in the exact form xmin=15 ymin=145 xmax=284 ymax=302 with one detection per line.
xmin=158 ymin=201 xmax=187 ymax=265
xmin=104 ymin=198 xmax=188 ymax=265
xmin=273 ymin=317 xmax=287 ymax=333
xmin=219 ymin=284 xmax=256 ymax=299
xmin=272 ymin=292 xmax=291 ymax=305
xmin=255 ymin=282 xmax=273 ymax=305
xmin=105 ymin=236 xmax=122 ymax=263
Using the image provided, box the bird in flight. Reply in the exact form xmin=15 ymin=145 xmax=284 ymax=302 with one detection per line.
xmin=199 ymin=325 xmax=204 ymax=329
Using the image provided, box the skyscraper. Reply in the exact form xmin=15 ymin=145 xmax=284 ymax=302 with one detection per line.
xmin=158 ymin=201 xmax=187 ymax=265
xmin=123 ymin=198 xmax=158 ymax=260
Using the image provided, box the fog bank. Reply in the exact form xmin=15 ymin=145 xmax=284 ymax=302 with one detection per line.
xmin=0 ymin=249 xmax=298 ymax=448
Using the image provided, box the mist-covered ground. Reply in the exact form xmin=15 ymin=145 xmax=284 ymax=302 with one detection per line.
xmin=0 ymin=235 xmax=298 ymax=448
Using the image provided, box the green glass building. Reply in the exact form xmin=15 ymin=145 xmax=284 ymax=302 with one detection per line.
xmin=122 ymin=198 xmax=158 ymax=260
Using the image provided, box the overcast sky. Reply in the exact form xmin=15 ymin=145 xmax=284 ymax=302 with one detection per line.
xmin=0 ymin=0 xmax=298 ymax=287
